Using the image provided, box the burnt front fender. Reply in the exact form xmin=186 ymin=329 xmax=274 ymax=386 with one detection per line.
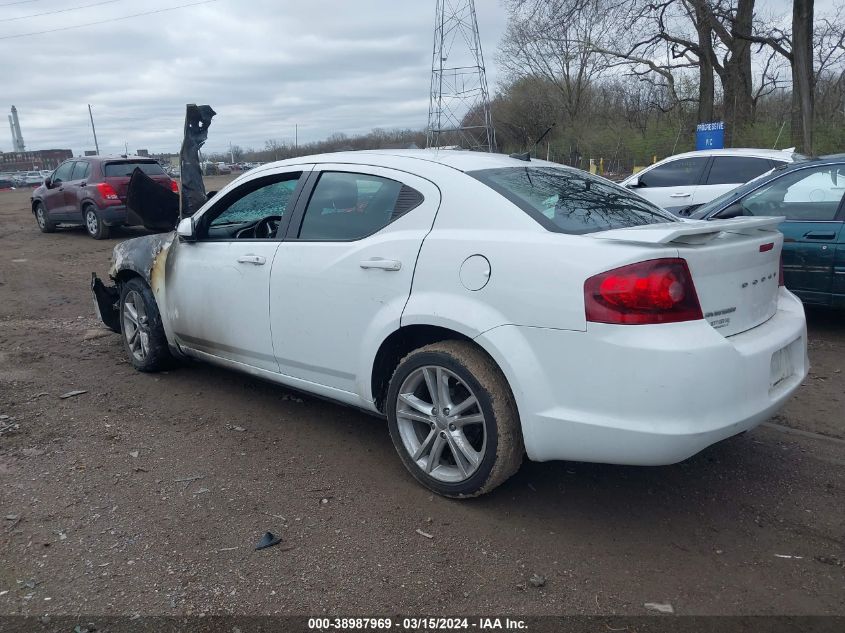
xmin=109 ymin=232 xmax=176 ymax=284
xmin=91 ymin=232 xmax=176 ymax=332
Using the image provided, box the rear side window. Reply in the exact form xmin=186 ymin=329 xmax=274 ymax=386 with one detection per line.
xmin=70 ymin=161 xmax=90 ymax=180
xmin=638 ymin=157 xmax=708 ymax=187
xmin=470 ymin=167 xmax=676 ymax=235
xmin=298 ymin=172 xmax=423 ymax=241
xmin=104 ymin=161 xmax=165 ymax=177
xmin=706 ymin=157 xmax=774 ymax=185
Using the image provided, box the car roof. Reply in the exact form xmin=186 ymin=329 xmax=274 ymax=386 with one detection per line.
xmin=659 ymin=148 xmax=800 ymax=161
xmin=71 ymin=155 xmax=158 ymax=163
xmin=261 ymin=149 xmax=561 ymax=174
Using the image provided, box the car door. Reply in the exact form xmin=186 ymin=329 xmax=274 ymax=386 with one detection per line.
xmin=692 ymin=156 xmax=777 ymax=211
xmin=63 ymin=160 xmax=91 ymax=222
xmin=833 ymin=227 xmax=845 ymax=309
xmin=43 ymin=161 xmax=74 ymax=220
xmin=164 ymin=167 xmax=311 ymax=371
xmin=719 ymin=164 xmax=845 ymax=304
xmin=270 ymin=165 xmax=440 ymax=395
xmin=628 ymin=156 xmax=708 ymax=213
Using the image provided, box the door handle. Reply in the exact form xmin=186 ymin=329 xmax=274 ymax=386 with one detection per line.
xmin=803 ymin=231 xmax=836 ymax=240
xmin=237 ymin=254 xmax=266 ymax=265
xmin=360 ymin=258 xmax=402 ymax=271
xmin=669 ymin=193 xmax=691 ymax=198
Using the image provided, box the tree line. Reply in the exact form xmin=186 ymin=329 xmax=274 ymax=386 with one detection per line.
xmin=212 ymin=1 xmax=844 ymax=175
xmin=489 ymin=0 xmax=844 ymax=172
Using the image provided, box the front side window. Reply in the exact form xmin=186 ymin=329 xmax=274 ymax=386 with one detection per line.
xmin=470 ymin=166 xmax=676 ymax=235
xmin=298 ymin=172 xmax=423 ymax=241
xmin=716 ymin=165 xmax=845 ymax=221
xmin=638 ymin=157 xmax=707 ymax=188
xmin=204 ymin=174 xmax=302 ymax=239
xmin=707 ymin=156 xmax=774 ymax=185
xmin=52 ymin=161 xmax=74 ymax=183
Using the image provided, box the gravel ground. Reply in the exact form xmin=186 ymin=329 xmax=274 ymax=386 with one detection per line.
xmin=1 ymin=179 xmax=843 ymax=617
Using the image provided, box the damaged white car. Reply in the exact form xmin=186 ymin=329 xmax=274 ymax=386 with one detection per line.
xmin=92 ymin=150 xmax=808 ymax=497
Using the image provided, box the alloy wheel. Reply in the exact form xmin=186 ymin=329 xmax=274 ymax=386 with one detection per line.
xmin=395 ymin=365 xmax=487 ymax=483
xmin=122 ymin=290 xmax=150 ymax=362
xmin=36 ymin=207 xmax=46 ymax=228
xmin=85 ymin=209 xmax=99 ymax=236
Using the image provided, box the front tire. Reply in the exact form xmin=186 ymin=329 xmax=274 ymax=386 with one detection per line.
xmin=119 ymin=277 xmax=171 ymax=372
xmin=84 ymin=205 xmax=110 ymax=240
xmin=34 ymin=203 xmax=56 ymax=233
xmin=386 ymin=341 xmax=524 ymax=498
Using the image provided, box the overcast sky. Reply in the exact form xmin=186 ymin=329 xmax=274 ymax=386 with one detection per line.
xmin=1 ymin=0 xmax=508 ymax=155
xmin=1 ymin=0 xmax=833 ymax=156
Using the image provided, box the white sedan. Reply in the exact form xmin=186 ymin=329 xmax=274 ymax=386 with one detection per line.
xmin=92 ymin=150 xmax=808 ymax=497
xmin=620 ymin=148 xmax=799 ymax=215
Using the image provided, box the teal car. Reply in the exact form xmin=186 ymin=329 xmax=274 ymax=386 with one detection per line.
xmin=690 ymin=155 xmax=845 ymax=309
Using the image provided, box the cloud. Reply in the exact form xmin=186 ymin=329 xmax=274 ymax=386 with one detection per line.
xmin=1 ymin=0 xmax=507 ymax=155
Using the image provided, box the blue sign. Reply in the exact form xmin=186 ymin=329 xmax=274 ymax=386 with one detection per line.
xmin=696 ymin=121 xmax=724 ymax=150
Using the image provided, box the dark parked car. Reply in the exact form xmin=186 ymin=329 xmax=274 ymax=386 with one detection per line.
xmin=689 ymin=154 xmax=845 ymax=309
xmin=31 ymin=156 xmax=178 ymax=239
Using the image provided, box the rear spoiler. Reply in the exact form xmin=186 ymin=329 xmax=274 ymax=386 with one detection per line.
xmin=591 ymin=216 xmax=785 ymax=246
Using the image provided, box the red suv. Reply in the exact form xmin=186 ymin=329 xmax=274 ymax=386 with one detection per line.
xmin=31 ymin=156 xmax=178 ymax=239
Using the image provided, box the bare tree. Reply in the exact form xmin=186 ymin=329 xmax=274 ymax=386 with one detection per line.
xmin=814 ymin=2 xmax=845 ymax=121
xmin=264 ymin=139 xmax=285 ymax=161
xmin=792 ymin=0 xmax=814 ymax=153
xmin=498 ymin=0 xmax=617 ymax=126
xmin=738 ymin=0 xmax=815 ymax=153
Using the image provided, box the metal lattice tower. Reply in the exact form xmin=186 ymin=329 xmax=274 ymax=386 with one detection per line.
xmin=426 ymin=0 xmax=495 ymax=152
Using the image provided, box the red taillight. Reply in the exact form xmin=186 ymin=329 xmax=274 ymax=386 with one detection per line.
xmin=584 ymin=258 xmax=703 ymax=325
xmin=96 ymin=182 xmax=119 ymax=200
xmin=170 ymin=180 xmax=179 ymax=193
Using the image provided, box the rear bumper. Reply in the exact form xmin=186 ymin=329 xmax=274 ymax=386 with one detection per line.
xmin=98 ymin=204 xmax=131 ymax=227
xmin=477 ymin=288 xmax=808 ymax=465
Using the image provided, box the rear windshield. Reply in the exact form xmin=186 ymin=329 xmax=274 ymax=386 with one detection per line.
xmin=104 ymin=161 xmax=165 ymax=177
xmin=470 ymin=166 xmax=676 ymax=234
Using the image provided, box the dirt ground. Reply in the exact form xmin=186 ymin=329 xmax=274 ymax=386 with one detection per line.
xmin=1 ymin=178 xmax=843 ymax=617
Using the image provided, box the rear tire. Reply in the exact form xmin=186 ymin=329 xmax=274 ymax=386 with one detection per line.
xmin=84 ymin=205 xmax=110 ymax=240
xmin=386 ymin=341 xmax=524 ymax=498
xmin=119 ymin=277 xmax=171 ymax=372
xmin=34 ymin=203 xmax=56 ymax=233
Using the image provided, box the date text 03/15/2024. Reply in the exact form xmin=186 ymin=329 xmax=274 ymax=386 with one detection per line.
xmin=307 ymin=617 xmax=528 ymax=630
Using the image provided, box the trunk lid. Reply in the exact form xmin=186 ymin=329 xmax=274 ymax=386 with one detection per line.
xmin=591 ymin=217 xmax=784 ymax=337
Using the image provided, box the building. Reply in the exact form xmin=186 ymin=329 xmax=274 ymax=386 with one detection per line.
xmin=0 ymin=149 xmax=73 ymax=172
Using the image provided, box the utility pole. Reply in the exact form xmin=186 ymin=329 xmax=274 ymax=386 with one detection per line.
xmin=426 ymin=0 xmax=495 ymax=152
xmin=88 ymin=104 xmax=100 ymax=155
